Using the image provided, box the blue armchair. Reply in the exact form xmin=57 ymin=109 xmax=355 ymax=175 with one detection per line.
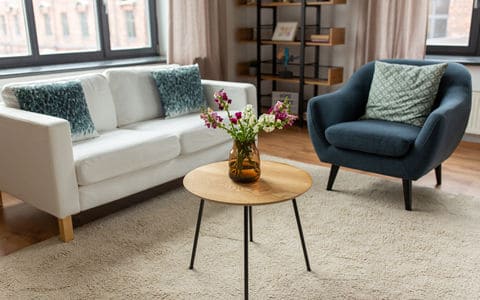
xmin=307 ymin=59 xmax=472 ymax=210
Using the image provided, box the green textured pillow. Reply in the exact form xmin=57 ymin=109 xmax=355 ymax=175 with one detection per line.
xmin=363 ymin=61 xmax=447 ymax=127
xmin=13 ymin=81 xmax=98 ymax=142
xmin=151 ymin=64 xmax=205 ymax=118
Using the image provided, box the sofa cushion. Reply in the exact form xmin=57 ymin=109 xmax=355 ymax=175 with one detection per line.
xmin=363 ymin=61 xmax=447 ymax=127
xmin=1 ymin=74 xmax=117 ymax=132
xmin=73 ymin=129 xmax=180 ymax=185
xmin=151 ymin=64 xmax=205 ymax=118
xmin=11 ymin=80 xmax=99 ymax=142
xmin=122 ymin=112 xmax=232 ymax=155
xmin=104 ymin=65 xmax=178 ymax=127
xmin=325 ymin=120 xmax=421 ymax=157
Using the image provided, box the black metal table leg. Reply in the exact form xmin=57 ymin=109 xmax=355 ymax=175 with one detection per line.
xmin=244 ymin=206 xmax=249 ymax=300
xmin=249 ymin=206 xmax=253 ymax=242
xmin=189 ymin=199 xmax=205 ymax=270
xmin=292 ymin=199 xmax=311 ymax=271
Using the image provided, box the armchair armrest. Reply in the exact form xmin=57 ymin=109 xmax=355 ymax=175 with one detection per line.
xmin=202 ymin=80 xmax=257 ymax=113
xmin=0 ymin=106 xmax=79 ymax=218
xmin=406 ymin=85 xmax=471 ymax=178
xmin=307 ymin=88 xmax=368 ymax=130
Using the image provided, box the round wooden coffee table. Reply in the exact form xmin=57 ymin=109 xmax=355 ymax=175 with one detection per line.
xmin=183 ymin=160 xmax=312 ymax=300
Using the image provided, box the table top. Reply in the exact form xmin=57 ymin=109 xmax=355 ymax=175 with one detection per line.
xmin=183 ymin=160 xmax=312 ymax=206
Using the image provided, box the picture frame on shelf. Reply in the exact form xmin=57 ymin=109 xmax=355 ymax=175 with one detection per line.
xmin=272 ymin=91 xmax=299 ymax=115
xmin=272 ymin=22 xmax=298 ymax=41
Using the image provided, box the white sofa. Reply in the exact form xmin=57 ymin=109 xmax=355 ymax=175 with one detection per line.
xmin=0 ymin=65 xmax=256 ymax=242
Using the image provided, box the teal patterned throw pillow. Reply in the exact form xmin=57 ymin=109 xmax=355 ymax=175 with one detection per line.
xmin=151 ymin=64 xmax=205 ymax=118
xmin=13 ymin=81 xmax=98 ymax=142
xmin=363 ymin=61 xmax=447 ymax=127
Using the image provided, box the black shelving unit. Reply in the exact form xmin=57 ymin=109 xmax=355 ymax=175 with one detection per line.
xmin=253 ymin=0 xmax=346 ymax=123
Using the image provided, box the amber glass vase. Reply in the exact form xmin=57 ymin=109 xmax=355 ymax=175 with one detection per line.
xmin=228 ymin=140 xmax=261 ymax=183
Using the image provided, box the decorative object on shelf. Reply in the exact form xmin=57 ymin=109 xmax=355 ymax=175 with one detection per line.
xmin=200 ymin=89 xmax=297 ymax=182
xmin=272 ymin=91 xmax=299 ymax=115
xmin=278 ymin=47 xmax=294 ymax=78
xmin=272 ymin=22 xmax=298 ymax=41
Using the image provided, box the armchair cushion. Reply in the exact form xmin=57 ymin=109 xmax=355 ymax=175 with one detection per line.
xmin=363 ymin=61 xmax=447 ymax=127
xmin=325 ymin=120 xmax=421 ymax=157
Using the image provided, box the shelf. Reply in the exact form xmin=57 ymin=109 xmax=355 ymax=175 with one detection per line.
xmin=261 ymin=66 xmax=343 ymax=86
xmin=260 ymin=28 xmax=345 ymax=46
xmin=260 ymin=0 xmax=347 ymax=7
xmin=238 ymin=0 xmax=348 ymax=125
xmin=236 ymin=62 xmax=256 ymax=77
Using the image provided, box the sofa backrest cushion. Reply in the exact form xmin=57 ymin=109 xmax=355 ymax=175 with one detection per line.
xmin=151 ymin=64 xmax=205 ymax=118
xmin=104 ymin=64 xmax=178 ymax=127
xmin=1 ymin=74 xmax=117 ymax=132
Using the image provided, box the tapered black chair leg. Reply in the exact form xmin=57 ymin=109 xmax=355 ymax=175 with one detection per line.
xmin=327 ymin=165 xmax=340 ymax=191
xmin=435 ymin=165 xmax=442 ymax=186
xmin=402 ymin=179 xmax=412 ymax=211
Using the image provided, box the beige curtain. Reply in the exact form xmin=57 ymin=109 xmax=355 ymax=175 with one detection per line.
xmin=168 ymin=0 xmax=227 ymax=80
xmin=349 ymin=0 xmax=429 ymax=72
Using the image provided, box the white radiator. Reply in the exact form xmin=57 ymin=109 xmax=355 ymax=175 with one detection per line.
xmin=466 ymin=91 xmax=480 ymax=135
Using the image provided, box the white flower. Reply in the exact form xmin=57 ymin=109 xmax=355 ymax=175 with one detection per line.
xmin=249 ymin=115 xmax=256 ymax=126
xmin=263 ymin=126 xmax=274 ymax=133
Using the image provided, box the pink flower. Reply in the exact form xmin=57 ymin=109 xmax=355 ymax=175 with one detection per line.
xmin=220 ymin=90 xmax=228 ymax=100
xmin=235 ymin=111 xmax=242 ymax=120
xmin=230 ymin=117 xmax=238 ymax=124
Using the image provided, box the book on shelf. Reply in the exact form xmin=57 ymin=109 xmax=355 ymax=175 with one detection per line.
xmin=310 ymin=34 xmax=329 ymax=42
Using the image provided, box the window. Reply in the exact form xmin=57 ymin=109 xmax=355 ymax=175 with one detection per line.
xmin=61 ymin=13 xmax=69 ymax=37
xmin=0 ymin=0 xmax=158 ymax=68
xmin=44 ymin=14 xmax=53 ymax=36
xmin=108 ymin=0 xmax=152 ymax=50
xmin=0 ymin=0 xmax=30 ymax=58
xmin=14 ymin=15 xmax=21 ymax=36
xmin=0 ymin=15 xmax=6 ymax=35
xmin=125 ymin=11 xmax=136 ymax=39
xmin=79 ymin=11 xmax=89 ymax=38
xmin=427 ymin=0 xmax=480 ymax=55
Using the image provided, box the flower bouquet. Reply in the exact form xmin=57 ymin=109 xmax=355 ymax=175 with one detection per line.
xmin=200 ymin=89 xmax=297 ymax=182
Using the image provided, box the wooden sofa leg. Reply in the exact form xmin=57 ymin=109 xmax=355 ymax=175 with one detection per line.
xmin=402 ymin=179 xmax=412 ymax=211
xmin=435 ymin=164 xmax=442 ymax=186
xmin=58 ymin=216 xmax=74 ymax=242
xmin=327 ymin=165 xmax=340 ymax=191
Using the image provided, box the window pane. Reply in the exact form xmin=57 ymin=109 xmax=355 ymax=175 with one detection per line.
xmin=32 ymin=0 xmax=101 ymax=55
xmin=427 ymin=0 xmax=474 ymax=46
xmin=107 ymin=0 xmax=152 ymax=50
xmin=0 ymin=0 xmax=30 ymax=58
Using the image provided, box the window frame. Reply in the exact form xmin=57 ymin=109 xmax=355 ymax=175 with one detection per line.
xmin=426 ymin=0 xmax=480 ymax=56
xmin=0 ymin=0 xmax=159 ymax=69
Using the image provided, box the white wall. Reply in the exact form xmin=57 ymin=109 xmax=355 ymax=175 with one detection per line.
xmin=466 ymin=66 xmax=480 ymax=92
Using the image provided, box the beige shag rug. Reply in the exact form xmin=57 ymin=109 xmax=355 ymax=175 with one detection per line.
xmin=1 ymin=156 xmax=480 ymax=299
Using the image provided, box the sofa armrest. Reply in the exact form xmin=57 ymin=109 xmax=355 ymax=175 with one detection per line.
xmin=201 ymin=80 xmax=257 ymax=113
xmin=0 ymin=106 xmax=80 ymax=218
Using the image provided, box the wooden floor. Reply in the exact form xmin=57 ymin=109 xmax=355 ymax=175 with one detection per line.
xmin=1 ymin=127 xmax=479 ymax=255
